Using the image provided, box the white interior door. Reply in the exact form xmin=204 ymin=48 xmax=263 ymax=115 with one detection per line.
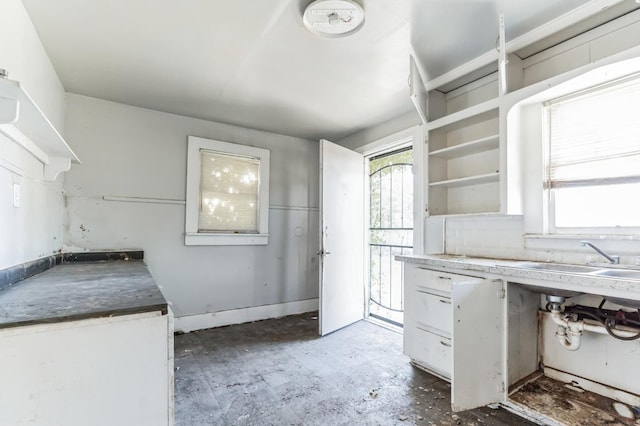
xmin=319 ymin=139 xmax=365 ymax=336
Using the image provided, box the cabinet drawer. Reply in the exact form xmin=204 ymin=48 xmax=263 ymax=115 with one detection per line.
xmin=411 ymin=266 xmax=483 ymax=295
xmin=414 ymin=290 xmax=452 ymax=337
xmin=411 ymin=327 xmax=452 ymax=379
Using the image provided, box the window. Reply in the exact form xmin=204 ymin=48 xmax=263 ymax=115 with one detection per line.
xmin=185 ymin=136 xmax=270 ymax=245
xmin=545 ymin=74 xmax=640 ymax=233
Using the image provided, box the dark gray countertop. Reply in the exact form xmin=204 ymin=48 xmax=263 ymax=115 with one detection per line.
xmin=0 ymin=260 xmax=168 ymax=329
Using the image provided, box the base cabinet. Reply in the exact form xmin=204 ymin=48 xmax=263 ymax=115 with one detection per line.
xmin=403 ymin=263 xmax=506 ymax=411
xmin=0 ymin=311 xmax=173 ymax=426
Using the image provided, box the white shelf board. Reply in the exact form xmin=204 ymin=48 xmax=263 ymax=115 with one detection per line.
xmin=0 ymin=78 xmax=80 ymax=181
xmin=425 ymin=98 xmax=499 ymax=132
xmin=429 ymin=134 xmax=499 ymax=159
xmin=429 ymin=171 xmax=499 ymax=189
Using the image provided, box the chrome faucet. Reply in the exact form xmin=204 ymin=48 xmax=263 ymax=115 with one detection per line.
xmin=580 ymin=240 xmax=620 ymax=264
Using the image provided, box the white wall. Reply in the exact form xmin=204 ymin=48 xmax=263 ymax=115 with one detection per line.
xmin=338 ymin=110 xmax=420 ymax=151
xmin=63 ymin=94 xmax=319 ymax=318
xmin=0 ymin=0 xmax=66 ymax=269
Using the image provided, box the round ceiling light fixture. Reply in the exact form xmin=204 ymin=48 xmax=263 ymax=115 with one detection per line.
xmin=303 ymin=0 xmax=365 ymax=38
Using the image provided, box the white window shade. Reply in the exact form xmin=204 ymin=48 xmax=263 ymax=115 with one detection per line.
xmin=199 ymin=150 xmax=260 ymax=233
xmin=546 ymin=73 xmax=640 ymax=230
xmin=185 ymin=136 xmax=270 ymax=245
xmin=547 ymin=75 xmax=640 ymax=186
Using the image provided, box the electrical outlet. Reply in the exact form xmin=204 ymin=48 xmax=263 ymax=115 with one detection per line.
xmin=13 ymin=183 xmax=20 ymax=208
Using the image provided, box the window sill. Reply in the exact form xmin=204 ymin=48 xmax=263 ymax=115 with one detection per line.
xmin=184 ymin=233 xmax=269 ymax=246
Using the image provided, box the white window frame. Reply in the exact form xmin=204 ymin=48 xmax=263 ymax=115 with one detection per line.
xmin=544 ymin=74 xmax=640 ymax=236
xmin=185 ymin=136 xmax=270 ymax=245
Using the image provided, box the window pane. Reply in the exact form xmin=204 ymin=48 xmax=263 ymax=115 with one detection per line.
xmin=554 ymin=183 xmax=640 ymax=228
xmin=548 ymin=75 xmax=640 ymax=183
xmin=547 ymin=74 xmax=640 ymax=231
xmin=199 ymin=150 xmax=260 ymax=232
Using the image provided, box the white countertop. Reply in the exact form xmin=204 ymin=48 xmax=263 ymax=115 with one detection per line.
xmin=397 ymin=254 xmax=640 ymax=302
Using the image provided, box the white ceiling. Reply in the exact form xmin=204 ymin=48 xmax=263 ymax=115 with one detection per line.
xmin=20 ymin=0 xmax=615 ymax=141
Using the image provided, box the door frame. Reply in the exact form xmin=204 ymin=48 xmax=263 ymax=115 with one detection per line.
xmin=357 ymin=125 xmax=425 ymax=320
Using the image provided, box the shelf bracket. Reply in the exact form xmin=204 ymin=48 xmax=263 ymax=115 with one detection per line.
xmin=43 ymin=157 xmax=71 ymax=181
xmin=0 ymin=97 xmax=19 ymax=124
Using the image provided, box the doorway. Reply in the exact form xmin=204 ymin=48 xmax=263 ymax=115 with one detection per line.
xmin=367 ymin=147 xmax=413 ymax=327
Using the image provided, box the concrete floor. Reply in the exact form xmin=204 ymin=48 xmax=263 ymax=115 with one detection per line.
xmin=174 ymin=313 xmax=534 ymax=426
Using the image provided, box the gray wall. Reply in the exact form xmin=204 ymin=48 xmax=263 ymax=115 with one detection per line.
xmin=63 ymin=94 xmax=319 ymax=317
xmin=0 ymin=0 xmax=67 ymax=269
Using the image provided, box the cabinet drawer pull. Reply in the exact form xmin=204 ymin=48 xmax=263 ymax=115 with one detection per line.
xmin=437 ymin=275 xmax=452 ymax=280
xmin=439 ymin=299 xmax=452 ymax=304
xmin=440 ymin=340 xmax=452 ymax=347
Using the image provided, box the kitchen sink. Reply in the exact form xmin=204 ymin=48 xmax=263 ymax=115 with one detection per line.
xmin=516 ymin=284 xmax=584 ymax=298
xmin=517 ymin=262 xmax=601 ymax=274
xmin=593 ymin=269 xmax=640 ymax=280
xmin=512 ymin=262 xmax=640 ymax=302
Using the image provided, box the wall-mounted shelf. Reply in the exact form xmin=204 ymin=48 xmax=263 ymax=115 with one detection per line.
xmin=429 ymin=172 xmax=499 ymax=188
xmin=426 ymin=96 xmax=499 ymax=132
xmin=430 ymin=134 xmax=499 ymax=159
xmin=0 ymin=78 xmax=80 ymax=181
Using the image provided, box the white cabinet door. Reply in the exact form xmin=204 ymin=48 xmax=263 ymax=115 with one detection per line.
xmin=0 ymin=313 xmax=170 ymax=426
xmin=451 ymin=279 xmax=506 ymax=412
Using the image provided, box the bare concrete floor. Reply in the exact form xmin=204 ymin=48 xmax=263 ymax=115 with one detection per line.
xmin=174 ymin=313 xmax=534 ymax=426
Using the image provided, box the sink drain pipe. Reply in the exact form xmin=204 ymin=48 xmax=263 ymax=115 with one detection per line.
xmin=547 ymin=297 xmax=640 ymax=350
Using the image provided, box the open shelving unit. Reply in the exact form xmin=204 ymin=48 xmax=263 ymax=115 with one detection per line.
xmin=422 ymin=74 xmax=502 ymax=216
xmin=410 ymin=2 xmax=640 ymax=218
xmin=0 ymin=77 xmax=80 ymax=181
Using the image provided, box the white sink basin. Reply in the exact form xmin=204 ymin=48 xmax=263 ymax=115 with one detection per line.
xmin=515 ymin=284 xmax=584 ymax=298
xmin=518 ymin=262 xmax=601 ymax=274
xmin=593 ymin=269 xmax=640 ymax=280
xmin=513 ymin=262 xmax=640 ymax=304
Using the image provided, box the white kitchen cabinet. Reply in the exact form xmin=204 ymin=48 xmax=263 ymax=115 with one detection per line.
xmin=427 ymin=105 xmax=501 ymax=216
xmin=0 ymin=311 xmax=173 ymax=426
xmin=412 ymin=58 xmax=518 ymax=217
xmin=404 ymin=265 xmax=454 ymax=379
xmin=403 ymin=262 xmax=506 ymax=410
xmin=0 ymin=258 xmax=173 ymax=426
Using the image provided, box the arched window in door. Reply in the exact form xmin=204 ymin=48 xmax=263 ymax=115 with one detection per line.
xmin=368 ymin=147 xmax=413 ymax=326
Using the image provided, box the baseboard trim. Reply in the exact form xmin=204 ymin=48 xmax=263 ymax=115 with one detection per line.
xmin=174 ymin=298 xmax=319 ymax=333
